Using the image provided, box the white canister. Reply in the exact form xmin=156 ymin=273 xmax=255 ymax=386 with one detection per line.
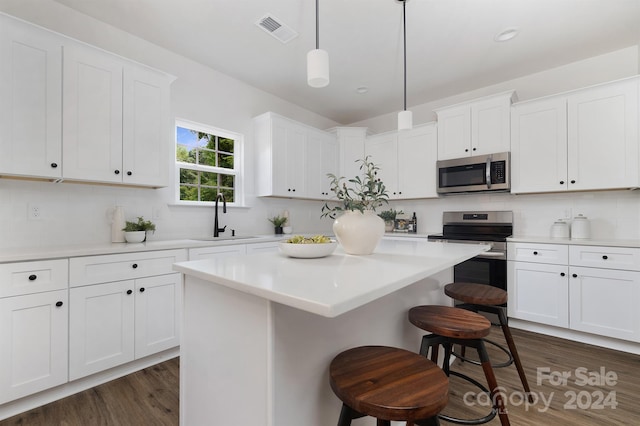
xmin=550 ymin=220 xmax=570 ymax=239
xmin=571 ymin=214 xmax=591 ymax=239
xmin=111 ymin=206 xmax=126 ymax=243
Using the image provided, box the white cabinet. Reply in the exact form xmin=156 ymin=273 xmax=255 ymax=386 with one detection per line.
xmin=335 ymin=127 xmax=367 ymax=182
xmin=246 ymin=242 xmax=280 ymax=254
xmin=508 ymin=242 xmax=640 ymax=343
xmin=63 ymin=43 xmax=173 ymax=187
xmin=436 ymin=92 xmax=514 ymax=160
xmin=364 ymin=123 xmax=438 ymax=200
xmin=511 ymin=77 xmax=639 ymax=194
xmin=508 ymin=243 xmax=569 ymax=327
xmin=189 ymin=244 xmax=247 ymax=260
xmin=69 ymin=249 xmax=186 ymax=380
xmin=255 ymin=112 xmax=338 ymax=200
xmin=0 ymin=15 xmax=63 ymax=179
xmin=0 ymin=259 xmax=69 ymax=404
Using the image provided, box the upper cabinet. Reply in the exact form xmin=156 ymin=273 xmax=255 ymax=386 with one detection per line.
xmin=0 ymin=15 xmax=63 ymax=179
xmin=511 ymin=77 xmax=639 ymax=194
xmin=335 ymin=127 xmax=367 ymax=182
xmin=0 ymin=14 xmax=174 ymax=188
xmin=364 ymin=123 xmax=438 ymax=200
xmin=436 ymin=91 xmax=515 ymax=160
xmin=254 ymin=112 xmax=338 ymax=200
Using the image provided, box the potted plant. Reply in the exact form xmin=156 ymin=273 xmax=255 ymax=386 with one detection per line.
xmin=321 ymin=156 xmax=389 ymax=254
xmin=378 ymin=209 xmax=403 ymax=232
xmin=122 ymin=216 xmax=156 ymax=243
xmin=268 ymin=215 xmax=288 ymax=235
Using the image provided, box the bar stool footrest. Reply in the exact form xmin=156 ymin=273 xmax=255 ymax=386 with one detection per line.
xmin=452 ymin=338 xmax=514 ymax=369
xmin=437 ymin=370 xmax=497 ymax=425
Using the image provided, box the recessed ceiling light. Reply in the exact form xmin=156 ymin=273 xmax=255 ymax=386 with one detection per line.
xmin=494 ymin=27 xmax=519 ymax=42
xmin=356 ymin=86 xmax=369 ymax=94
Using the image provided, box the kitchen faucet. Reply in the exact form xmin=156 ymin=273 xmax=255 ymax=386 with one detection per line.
xmin=214 ymin=193 xmax=227 ymax=237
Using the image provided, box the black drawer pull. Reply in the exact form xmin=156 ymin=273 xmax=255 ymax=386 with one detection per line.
xmin=560 ymin=272 xmax=566 ymax=277
xmin=572 ymin=273 xmax=578 ymax=278
xmin=55 ymin=301 xmax=63 ymax=307
xmin=132 ymin=263 xmax=138 ymax=269
xmin=28 ymin=274 xmax=37 ymax=281
xmin=602 ymin=255 xmax=608 ymax=260
xmin=114 ymin=170 xmax=120 ymax=175
xmin=533 ymin=251 xmax=538 ymax=255
xmin=127 ymin=289 xmax=133 ymax=295
xmin=127 ymin=171 xmax=132 ymax=176
xmin=139 ymin=287 xmax=145 ymax=293
xmin=570 ymin=180 xmax=576 ymax=184
xmin=51 ymin=162 xmax=58 ymax=168
xmin=559 ymin=180 xmax=564 ymax=185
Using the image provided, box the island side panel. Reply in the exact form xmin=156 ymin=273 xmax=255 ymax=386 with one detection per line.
xmin=180 ymin=275 xmax=271 ymax=426
xmin=271 ymin=268 xmax=452 ymax=426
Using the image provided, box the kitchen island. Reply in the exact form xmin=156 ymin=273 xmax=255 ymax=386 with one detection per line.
xmin=173 ymin=238 xmax=488 ymax=426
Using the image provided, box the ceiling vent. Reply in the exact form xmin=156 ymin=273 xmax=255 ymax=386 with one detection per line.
xmin=256 ymin=14 xmax=298 ymax=44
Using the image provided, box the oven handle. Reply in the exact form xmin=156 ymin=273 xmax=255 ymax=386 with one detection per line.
xmin=476 ymin=251 xmax=506 ymax=259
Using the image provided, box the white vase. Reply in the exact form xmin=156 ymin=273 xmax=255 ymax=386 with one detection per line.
xmin=124 ymin=231 xmax=146 ymax=243
xmin=333 ymin=210 xmax=385 ymax=255
xmin=111 ymin=206 xmax=125 ymax=243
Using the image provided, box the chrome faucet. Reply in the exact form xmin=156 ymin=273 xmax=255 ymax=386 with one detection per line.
xmin=214 ymin=193 xmax=227 ymax=237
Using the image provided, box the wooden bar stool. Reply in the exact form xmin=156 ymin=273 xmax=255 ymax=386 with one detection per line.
xmin=329 ymin=346 xmax=449 ymax=426
xmin=444 ymin=282 xmax=532 ymax=401
xmin=408 ymin=305 xmax=510 ymax=426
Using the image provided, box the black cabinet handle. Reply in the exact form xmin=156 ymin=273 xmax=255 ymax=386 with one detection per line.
xmin=51 ymin=163 xmax=58 ymax=168
xmin=28 ymin=274 xmax=37 ymax=281
xmin=560 ymin=180 xmax=565 ymax=185
xmin=472 ymin=147 xmax=476 ymax=151
xmin=572 ymin=273 xmax=578 ymax=278
xmin=560 ymin=272 xmax=566 ymax=277
xmin=570 ymin=180 xmax=576 ymax=184
xmin=132 ymin=263 xmax=138 ymax=269
xmin=533 ymin=251 xmax=538 ymax=255
xmin=465 ymin=148 xmax=469 ymax=152
xmin=139 ymin=287 xmax=145 ymax=293
xmin=127 ymin=289 xmax=133 ymax=295
xmin=127 ymin=171 xmax=132 ymax=176
xmin=114 ymin=170 xmax=120 ymax=175
xmin=55 ymin=301 xmax=63 ymax=307
xmin=602 ymin=255 xmax=608 ymax=260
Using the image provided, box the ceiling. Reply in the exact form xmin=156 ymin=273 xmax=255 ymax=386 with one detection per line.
xmin=52 ymin=0 xmax=640 ymax=125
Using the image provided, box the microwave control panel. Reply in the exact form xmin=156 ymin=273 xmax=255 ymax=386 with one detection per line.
xmin=491 ymin=161 xmax=507 ymax=184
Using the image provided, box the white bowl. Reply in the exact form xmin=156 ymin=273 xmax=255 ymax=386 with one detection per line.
xmin=124 ymin=231 xmax=146 ymax=243
xmin=278 ymin=241 xmax=337 ymax=258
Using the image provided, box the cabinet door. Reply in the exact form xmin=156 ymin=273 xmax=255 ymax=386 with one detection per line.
xmin=0 ymin=16 xmax=62 ymax=179
xmin=436 ymin=105 xmax=470 ymax=160
xmin=507 ymin=261 xmax=569 ymax=327
xmin=269 ymin=116 xmax=307 ymax=197
xmin=569 ymin=267 xmax=640 ymax=342
xmin=69 ymin=280 xmax=135 ymax=380
xmin=122 ymin=65 xmax=172 ymax=187
xmin=0 ymin=290 xmax=68 ymax=404
xmin=337 ymin=127 xmax=366 ymax=182
xmin=306 ymin=130 xmax=337 ymax=200
xmin=63 ymin=43 xmax=123 ymax=183
xmin=567 ymin=78 xmax=639 ymax=191
xmin=511 ymin=97 xmax=568 ymax=193
xmin=134 ymin=273 xmax=181 ymax=358
xmin=397 ymin=124 xmax=438 ymax=199
xmin=365 ymin=133 xmax=399 ymax=197
xmin=470 ymin=95 xmax=511 ymax=156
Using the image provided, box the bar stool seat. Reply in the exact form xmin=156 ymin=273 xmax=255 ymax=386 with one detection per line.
xmin=444 ymin=282 xmax=532 ymax=400
xmin=330 ymin=346 xmax=449 ymax=426
xmin=409 ymin=305 xmax=510 ymax=426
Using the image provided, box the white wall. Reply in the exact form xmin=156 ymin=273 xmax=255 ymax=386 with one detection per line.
xmin=0 ymin=1 xmax=338 ymax=249
xmin=0 ymin=1 xmax=639 ymax=250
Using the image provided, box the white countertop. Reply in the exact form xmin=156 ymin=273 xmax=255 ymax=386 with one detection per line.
xmin=173 ymin=239 xmax=488 ymax=318
xmin=508 ymin=236 xmax=640 ymax=248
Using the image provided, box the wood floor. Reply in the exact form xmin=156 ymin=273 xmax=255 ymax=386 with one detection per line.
xmin=1 ymin=328 xmax=639 ymax=425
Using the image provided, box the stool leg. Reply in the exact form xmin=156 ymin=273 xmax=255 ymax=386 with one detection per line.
xmin=376 ymin=420 xmax=391 ymax=426
xmin=476 ymin=341 xmax=510 ymax=426
xmin=496 ymin=308 xmax=534 ymax=403
xmin=337 ymin=403 xmax=354 ymax=426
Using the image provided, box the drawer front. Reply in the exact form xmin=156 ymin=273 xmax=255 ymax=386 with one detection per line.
xmin=189 ymin=245 xmax=246 ymax=260
xmin=70 ymin=249 xmax=187 ymax=287
xmin=507 ymin=242 xmax=568 ymax=265
xmin=570 ymin=245 xmax=640 ymax=271
xmin=0 ymin=259 xmax=68 ymax=297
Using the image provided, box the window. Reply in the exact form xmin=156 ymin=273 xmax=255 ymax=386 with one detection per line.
xmin=175 ymin=119 xmax=242 ymax=205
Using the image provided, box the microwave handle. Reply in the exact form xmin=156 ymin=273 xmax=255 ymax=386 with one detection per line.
xmin=486 ymin=155 xmax=492 ymax=189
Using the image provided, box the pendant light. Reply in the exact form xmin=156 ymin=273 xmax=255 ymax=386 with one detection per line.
xmin=307 ymin=0 xmax=329 ymax=87
xmin=397 ymin=0 xmax=412 ymax=130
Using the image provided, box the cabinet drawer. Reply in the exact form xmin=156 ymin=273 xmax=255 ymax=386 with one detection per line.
xmin=189 ymin=245 xmax=246 ymax=260
xmin=570 ymin=245 xmax=640 ymax=271
xmin=70 ymin=249 xmax=187 ymax=287
xmin=0 ymin=259 xmax=68 ymax=297
xmin=507 ymin=243 xmax=568 ymax=264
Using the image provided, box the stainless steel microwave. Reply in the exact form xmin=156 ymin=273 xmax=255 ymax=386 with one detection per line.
xmin=436 ymin=152 xmax=510 ymax=194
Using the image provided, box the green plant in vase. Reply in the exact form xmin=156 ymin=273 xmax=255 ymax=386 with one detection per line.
xmin=268 ymin=215 xmax=287 ymax=235
xmin=122 ymin=216 xmax=156 ymax=243
xmin=378 ymin=209 xmax=404 ymax=232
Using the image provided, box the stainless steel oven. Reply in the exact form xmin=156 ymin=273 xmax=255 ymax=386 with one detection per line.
xmin=428 ymin=211 xmax=513 ymax=321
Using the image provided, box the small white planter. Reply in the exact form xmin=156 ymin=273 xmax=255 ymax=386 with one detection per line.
xmin=333 ymin=210 xmax=385 ymax=255
xmin=124 ymin=231 xmax=146 ymax=243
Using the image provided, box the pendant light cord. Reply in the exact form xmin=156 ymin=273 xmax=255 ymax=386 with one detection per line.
xmin=403 ymin=0 xmax=407 ymax=111
xmin=316 ymin=0 xmax=320 ymax=50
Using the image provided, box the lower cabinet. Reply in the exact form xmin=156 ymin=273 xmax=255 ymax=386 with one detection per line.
xmin=508 ymin=242 xmax=640 ymax=343
xmin=0 ymin=290 xmax=68 ymax=404
xmin=69 ymin=272 xmax=181 ymax=380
